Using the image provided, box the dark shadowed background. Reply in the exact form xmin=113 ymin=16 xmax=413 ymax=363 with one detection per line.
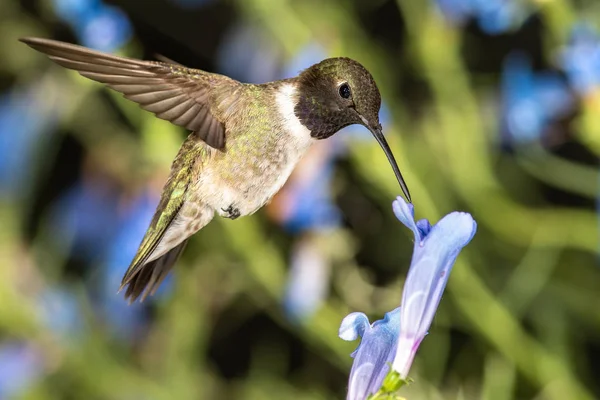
xmin=0 ymin=0 xmax=599 ymax=399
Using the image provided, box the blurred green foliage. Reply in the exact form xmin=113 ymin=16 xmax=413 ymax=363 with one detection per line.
xmin=0 ymin=0 xmax=599 ymax=399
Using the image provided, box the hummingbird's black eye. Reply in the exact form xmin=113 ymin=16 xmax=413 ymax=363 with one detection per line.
xmin=339 ymin=83 xmax=351 ymax=99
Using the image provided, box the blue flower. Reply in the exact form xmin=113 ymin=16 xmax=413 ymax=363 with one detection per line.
xmin=500 ymin=51 xmax=573 ymax=145
xmin=53 ymin=0 xmax=101 ymax=23
xmin=279 ymin=150 xmax=342 ymax=234
xmin=37 ymin=286 xmax=83 ymax=340
xmin=77 ymin=5 xmax=132 ymax=52
xmin=283 ymin=235 xmax=331 ymax=322
xmin=0 ymin=342 xmax=44 ymax=399
xmin=339 ymin=197 xmax=476 ymax=399
xmin=560 ymin=24 xmax=600 ymax=96
xmin=391 ymin=198 xmax=476 ymax=376
xmin=0 ymin=85 xmax=60 ymax=197
xmin=216 ymin=23 xmax=281 ymax=84
xmin=95 ymin=188 xmax=167 ymax=340
xmin=435 ymin=0 xmax=525 ymax=35
xmin=276 ymin=140 xmax=341 ymax=321
xmin=339 ymin=308 xmax=401 ymax=400
xmin=51 ymin=179 xmax=121 ymax=264
xmin=51 ymin=0 xmax=132 ymax=52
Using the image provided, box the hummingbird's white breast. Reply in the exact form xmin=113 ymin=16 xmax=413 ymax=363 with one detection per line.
xmin=252 ymin=83 xmax=316 ymax=206
xmin=199 ymin=83 xmax=315 ymax=217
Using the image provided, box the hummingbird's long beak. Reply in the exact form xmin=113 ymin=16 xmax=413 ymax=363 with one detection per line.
xmin=365 ymin=122 xmax=412 ymax=203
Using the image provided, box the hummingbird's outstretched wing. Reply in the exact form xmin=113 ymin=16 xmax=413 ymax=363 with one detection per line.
xmin=20 ymin=37 xmax=240 ymax=149
xmin=120 ymin=134 xmax=212 ymax=302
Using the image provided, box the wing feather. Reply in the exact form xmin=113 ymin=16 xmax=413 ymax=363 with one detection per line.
xmin=20 ymin=37 xmax=241 ymax=149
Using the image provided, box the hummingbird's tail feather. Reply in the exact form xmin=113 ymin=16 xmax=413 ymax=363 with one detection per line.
xmin=121 ymin=240 xmax=189 ymax=303
xmin=117 ymin=133 xmax=214 ymax=303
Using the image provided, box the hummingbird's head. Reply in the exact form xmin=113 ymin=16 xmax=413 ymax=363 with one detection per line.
xmin=294 ymin=57 xmax=411 ymax=202
xmin=295 ymin=57 xmax=381 ymax=139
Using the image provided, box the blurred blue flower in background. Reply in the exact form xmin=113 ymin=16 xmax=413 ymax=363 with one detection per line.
xmin=283 ymin=236 xmax=332 ymax=322
xmin=0 ymin=342 xmax=44 ymax=399
xmin=53 ymin=0 xmax=99 ymax=22
xmin=501 ymin=51 xmax=573 ymax=145
xmin=560 ymin=24 xmax=600 ymax=96
xmin=435 ymin=0 xmax=525 ymax=35
xmin=78 ymin=5 xmax=131 ymax=51
xmin=52 ymin=0 xmax=131 ymax=51
xmin=0 ymin=84 xmax=59 ymax=197
xmin=51 ymin=179 xmax=121 ymax=264
xmin=216 ymin=23 xmax=281 ymax=83
xmin=96 ymin=188 xmax=170 ymax=341
xmin=278 ymin=140 xmax=342 ymax=322
xmin=339 ymin=197 xmax=476 ymax=399
xmin=38 ymin=286 xmax=84 ymax=340
xmin=278 ymin=144 xmax=343 ymax=234
xmin=280 ymin=42 xmax=327 ymax=79
xmin=51 ymin=182 xmax=170 ymax=340
xmin=50 ymin=177 xmax=169 ymax=339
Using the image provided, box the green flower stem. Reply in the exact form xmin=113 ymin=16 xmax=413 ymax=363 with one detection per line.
xmin=368 ymin=369 xmax=409 ymax=400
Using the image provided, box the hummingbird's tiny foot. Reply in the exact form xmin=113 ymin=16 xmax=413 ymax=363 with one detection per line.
xmin=221 ymin=205 xmax=241 ymax=220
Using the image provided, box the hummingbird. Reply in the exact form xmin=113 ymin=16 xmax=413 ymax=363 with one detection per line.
xmin=20 ymin=37 xmax=411 ymax=302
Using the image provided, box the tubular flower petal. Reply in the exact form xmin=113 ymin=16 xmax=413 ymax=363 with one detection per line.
xmin=340 ymin=197 xmax=477 ymax=399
